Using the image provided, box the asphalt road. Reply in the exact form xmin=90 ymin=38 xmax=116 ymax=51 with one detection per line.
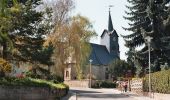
xmin=62 ymin=87 xmax=140 ymax=100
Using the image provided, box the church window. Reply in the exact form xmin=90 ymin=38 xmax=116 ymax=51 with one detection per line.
xmin=105 ymin=73 xmax=109 ymax=79
xmin=106 ymin=68 xmax=108 ymax=71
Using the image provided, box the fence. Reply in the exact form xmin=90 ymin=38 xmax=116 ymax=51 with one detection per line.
xmin=130 ymin=78 xmax=143 ymax=94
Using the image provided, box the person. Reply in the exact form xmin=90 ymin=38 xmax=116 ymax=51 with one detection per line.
xmin=117 ymin=81 xmax=123 ymax=93
xmin=124 ymin=81 xmax=128 ymax=92
xmin=120 ymin=82 xmax=124 ymax=93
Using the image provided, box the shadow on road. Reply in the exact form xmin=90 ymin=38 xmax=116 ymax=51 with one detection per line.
xmin=61 ymin=88 xmax=134 ymax=100
xmin=71 ymin=89 xmax=102 ymax=94
xmin=77 ymin=93 xmax=129 ymax=99
xmin=73 ymin=89 xmax=130 ymax=99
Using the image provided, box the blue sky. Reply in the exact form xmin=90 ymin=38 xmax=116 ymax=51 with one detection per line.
xmin=73 ymin=0 xmax=130 ymax=60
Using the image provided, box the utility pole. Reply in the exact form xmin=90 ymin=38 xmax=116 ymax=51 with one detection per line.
xmin=89 ymin=59 xmax=93 ymax=88
xmin=145 ymin=36 xmax=153 ymax=98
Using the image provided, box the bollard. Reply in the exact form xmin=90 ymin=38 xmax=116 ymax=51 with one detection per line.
xmin=75 ymin=92 xmax=78 ymax=100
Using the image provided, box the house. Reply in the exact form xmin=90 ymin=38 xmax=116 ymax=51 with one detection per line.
xmin=64 ymin=10 xmax=119 ymax=81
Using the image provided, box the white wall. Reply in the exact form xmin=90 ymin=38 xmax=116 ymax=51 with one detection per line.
xmin=100 ymin=32 xmax=110 ymax=52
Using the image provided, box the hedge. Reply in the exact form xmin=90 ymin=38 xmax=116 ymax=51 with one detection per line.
xmin=92 ymin=81 xmax=117 ymax=88
xmin=143 ymin=69 xmax=170 ymax=94
xmin=0 ymin=77 xmax=68 ymax=88
xmin=0 ymin=77 xmax=69 ymax=98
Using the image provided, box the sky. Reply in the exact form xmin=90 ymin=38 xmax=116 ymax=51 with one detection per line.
xmin=73 ymin=0 xmax=130 ymax=60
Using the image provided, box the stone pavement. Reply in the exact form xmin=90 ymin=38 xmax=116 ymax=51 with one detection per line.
xmin=61 ymin=87 xmax=152 ymax=100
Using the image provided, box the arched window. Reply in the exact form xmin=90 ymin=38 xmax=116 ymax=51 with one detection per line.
xmin=66 ymin=71 xmax=69 ymax=77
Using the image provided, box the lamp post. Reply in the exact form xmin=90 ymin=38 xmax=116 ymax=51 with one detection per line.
xmin=145 ymin=36 xmax=153 ymax=98
xmin=89 ymin=59 xmax=93 ymax=88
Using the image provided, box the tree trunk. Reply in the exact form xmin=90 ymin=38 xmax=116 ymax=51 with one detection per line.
xmin=2 ymin=42 xmax=7 ymax=59
xmin=0 ymin=70 xmax=5 ymax=77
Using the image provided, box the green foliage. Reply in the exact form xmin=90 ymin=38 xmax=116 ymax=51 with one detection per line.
xmin=109 ymin=59 xmax=135 ymax=78
xmin=160 ymin=62 xmax=169 ymax=71
xmin=0 ymin=77 xmax=68 ymax=89
xmin=123 ymin=0 xmax=170 ymax=74
xmin=51 ymin=13 xmax=96 ymax=78
xmin=143 ymin=69 xmax=170 ymax=94
xmin=10 ymin=0 xmax=53 ymax=63
xmin=0 ymin=0 xmax=54 ymax=66
xmin=26 ymin=70 xmax=64 ymax=83
xmin=32 ymin=42 xmax=54 ymax=66
xmin=0 ymin=77 xmax=69 ymax=98
xmin=92 ymin=81 xmax=117 ymax=88
xmin=134 ymin=59 xmax=143 ymax=77
xmin=0 ymin=0 xmax=21 ymax=59
xmin=0 ymin=58 xmax=12 ymax=74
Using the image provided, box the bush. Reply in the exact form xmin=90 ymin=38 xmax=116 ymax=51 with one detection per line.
xmin=0 ymin=77 xmax=69 ymax=98
xmin=0 ymin=77 xmax=68 ymax=89
xmin=92 ymin=81 xmax=117 ymax=88
xmin=143 ymin=69 xmax=170 ymax=94
xmin=0 ymin=58 xmax=12 ymax=77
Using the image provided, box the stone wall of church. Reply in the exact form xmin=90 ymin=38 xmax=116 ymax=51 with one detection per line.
xmin=91 ymin=65 xmax=106 ymax=80
xmin=64 ymin=64 xmax=110 ymax=81
xmin=83 ymin=65 xmax=107 ymax=80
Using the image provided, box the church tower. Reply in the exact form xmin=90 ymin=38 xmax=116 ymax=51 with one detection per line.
xmin=100 ymin=9 xmax=119 ymax=58
xmin=108 ymin=10 xmax=119 ymax=58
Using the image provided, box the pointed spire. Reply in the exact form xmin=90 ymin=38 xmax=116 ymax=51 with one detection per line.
xmin=108 ymin=9 xmax=114 ymax=32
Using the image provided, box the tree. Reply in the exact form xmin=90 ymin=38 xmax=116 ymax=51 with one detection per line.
xmin=46 ymin=0 xmax=96 ymax=79
xmin=122 ymin=0 xmax=148 ymax=48
xmin=0 ymin=58 xmax=12 ymax=77
xmin=123 ymin=0 xmax=170 ymax=73
xmin=49 ymin=14 xmax=96 ymax=79
xmin=44 ymin=0 xmax=75 ymax=77
xmin=15 ymin=0 xmax=53 ymax=74
xmin=0 ymin=0 xmax=53 ymax=75
xmin=108 ymin=59 xmax=135 ymax=79
xmin=65 ymin=15 xmax=96 ymax=79
xmin=0 ymin=0 xmax=20 ymax=59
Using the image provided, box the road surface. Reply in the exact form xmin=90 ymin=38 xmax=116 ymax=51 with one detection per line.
xmin=62 ymin=87 xmax=150 ymax=100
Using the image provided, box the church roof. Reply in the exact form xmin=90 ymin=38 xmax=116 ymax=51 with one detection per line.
xmin=100 ymin=11 xmax=118 ymax=38
xmin=100 ymin=29 xmax=119 ymax=38
xmin=108 ymin=11 xmax=114 ymax=32
xmin=89 ymin=43 xmax=118 ymax=66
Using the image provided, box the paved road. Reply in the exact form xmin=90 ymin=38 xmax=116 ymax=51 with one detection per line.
xmin=62 ymin=87 xmax=150 ymax=100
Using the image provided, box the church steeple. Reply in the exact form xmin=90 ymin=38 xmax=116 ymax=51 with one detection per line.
xmin=100 ymin=6 xmax=119 ymax=58
xmin=108 ymin=9 xmax=114 ymax=32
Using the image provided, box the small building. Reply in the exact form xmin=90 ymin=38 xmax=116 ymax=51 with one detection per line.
xmin=64 ymin=10 xmax=119 ymax=81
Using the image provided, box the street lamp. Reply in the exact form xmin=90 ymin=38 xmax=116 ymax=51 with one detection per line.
xmin=89 ymin=59 xmax=93 ymax=88
xmin=145 ymin=36 xmax=153 ymax=98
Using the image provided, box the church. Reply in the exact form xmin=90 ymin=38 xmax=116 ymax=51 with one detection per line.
xmin=64 ymin=10 xmax=119 ymax=81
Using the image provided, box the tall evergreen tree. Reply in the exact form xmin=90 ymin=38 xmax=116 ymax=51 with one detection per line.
xmin=0 ymin=0 xmax=20 ymax=59
xmin=123 ymin=0 xmax=170 ymax=73
xmin=7 ymin=0 xmax=53 ymax=67
xmin=122 ymin=0 xmax=148 ymax=48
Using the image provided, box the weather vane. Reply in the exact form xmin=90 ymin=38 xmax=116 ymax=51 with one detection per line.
xmin=109 ymin=5 xmax=114 ymax=12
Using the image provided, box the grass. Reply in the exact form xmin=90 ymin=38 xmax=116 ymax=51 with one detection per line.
xmin=0 ymin=77 xmax=68 ymax=89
